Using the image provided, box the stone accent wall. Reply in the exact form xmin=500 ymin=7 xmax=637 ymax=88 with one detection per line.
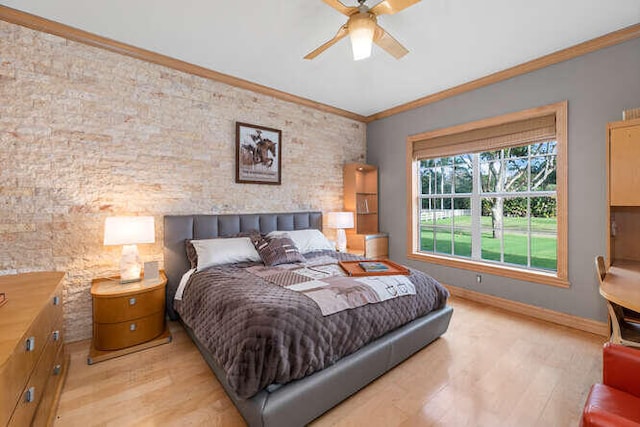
xmin=0 ymin=21 xmax=366 ymax=341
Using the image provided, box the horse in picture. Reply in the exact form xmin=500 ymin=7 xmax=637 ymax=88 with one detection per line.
xmin=255 ymin=139 xmax=276 ymax=167
xmin=241 ymin=130 xmax=277 ymax=168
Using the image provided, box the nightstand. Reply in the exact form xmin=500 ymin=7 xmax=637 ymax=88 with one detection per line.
xmin=88 ymin=272 xmax=171 ymax=364
xmin=347 ymin=233 xmax=388 ymax=259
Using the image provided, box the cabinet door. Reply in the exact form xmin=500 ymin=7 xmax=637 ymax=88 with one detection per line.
xmin=610 ymin=125 xmax=640 ymax=206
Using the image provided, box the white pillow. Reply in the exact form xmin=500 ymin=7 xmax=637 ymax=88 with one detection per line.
xmin=266 ymin=229 xmax=334 ymax=254
xmin=190 ymin=237 xmax=261 ymax=270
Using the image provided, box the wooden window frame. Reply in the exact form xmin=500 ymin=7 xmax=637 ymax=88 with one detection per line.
xmin=406 ymin=101 xmax=569 ymax=288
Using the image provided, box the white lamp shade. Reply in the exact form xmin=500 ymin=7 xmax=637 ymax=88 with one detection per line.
xmin=327 ymin=212 xmax=354 ymax=229
xmin=349 ymin=13 xmax=375 ymax=60
xmin=104 ymin=216 xmax=155 ymax=246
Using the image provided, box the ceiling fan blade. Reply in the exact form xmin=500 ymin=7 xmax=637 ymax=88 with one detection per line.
xmin=373 ymin=25 xmax=409 ymax=59
xmin=304 ymin=25 xmax=349 ymax=60
xmin=370 ymin=0 xmax=420 ymax=15
xmin=322 ymin=0 xmax=359 ymax=16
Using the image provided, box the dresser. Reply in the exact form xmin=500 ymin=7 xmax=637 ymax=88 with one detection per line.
xmin=88 ymin=272 xmax=171 ymax=364
xmin=0 ymin=272 xmax=67 ymax=427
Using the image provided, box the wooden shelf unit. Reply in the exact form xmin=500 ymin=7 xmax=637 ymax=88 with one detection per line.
xmin=602 ymin=118 xmax=640 ymax=346
xmin=344 ymin=163 xmax=388 ymax=258
xmin=345 ymin=164 xmax=380 ymax=233
xmin=607 ymin=118 xmax=640 ymax=266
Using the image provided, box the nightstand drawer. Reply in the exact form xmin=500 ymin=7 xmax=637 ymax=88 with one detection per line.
xmin=93 ymin=311 xmax=165 ymax=350
xmin=93 ymin=286 xmax=165 ymax=323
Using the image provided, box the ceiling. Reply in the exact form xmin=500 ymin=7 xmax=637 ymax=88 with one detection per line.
xmin=4 ymin=0 xmax=640 ymax=117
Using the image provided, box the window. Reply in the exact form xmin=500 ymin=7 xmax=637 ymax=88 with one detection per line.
xmin=406 ymin=102 xmax=568 ymax=287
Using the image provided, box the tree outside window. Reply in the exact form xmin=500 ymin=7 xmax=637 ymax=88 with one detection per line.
xmin=407 ymin=102 xmax=568 ymax=287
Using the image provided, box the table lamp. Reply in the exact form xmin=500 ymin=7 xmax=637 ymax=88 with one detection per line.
xmin=327 ymin=211 xmax=354 ymax=252
xmin=104 ymin=216 xmax=155 ymax=283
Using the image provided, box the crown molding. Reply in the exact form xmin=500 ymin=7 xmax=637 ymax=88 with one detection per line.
xmin=1 ymin=5 xmax=638 ymax=125
xmin=0 ymin=5 xmax=367 ymax=123
xmin=366 ymin=22 xmax=640 ymax=122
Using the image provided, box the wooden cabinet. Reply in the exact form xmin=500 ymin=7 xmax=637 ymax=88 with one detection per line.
xmin=610 ymin=123 xmax=640 ymax=206
xmin=0 ymin=272 xmax=67 ymax=427
xmin=88 ymin=272 xmax=171 ymax=364
xmin=603 ymin=118 xmax=640 ymax=347
xmin=344 ymin=163 xmax=389 ymax=258
xmin=607 ymin=118 xmax=640 ymax=265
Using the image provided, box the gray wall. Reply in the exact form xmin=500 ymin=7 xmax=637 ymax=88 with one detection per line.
xmin=367 ymin=38 xmax=640 ymax=322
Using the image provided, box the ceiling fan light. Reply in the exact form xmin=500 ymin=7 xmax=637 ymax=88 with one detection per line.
xmin=349 ymin=14 xmax=375 ymax=60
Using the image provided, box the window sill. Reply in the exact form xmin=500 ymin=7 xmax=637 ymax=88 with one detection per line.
xmin=407 ymin=252 xmax=570 ymax=288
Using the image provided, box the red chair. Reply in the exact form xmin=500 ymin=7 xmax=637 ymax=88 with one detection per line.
xmin=581 ymin=343 xmax=640 ymax=426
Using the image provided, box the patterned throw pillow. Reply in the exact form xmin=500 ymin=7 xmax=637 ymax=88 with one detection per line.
xmin=185 ymin=239 xmax=198 ymax=268
xmin=250 ymin=234 xmax=305 ymax=266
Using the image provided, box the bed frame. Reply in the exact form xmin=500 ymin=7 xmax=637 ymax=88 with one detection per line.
xmin=163 ymin=212 xmax=453 ymax=427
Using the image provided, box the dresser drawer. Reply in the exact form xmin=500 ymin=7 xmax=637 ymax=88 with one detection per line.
xmin=8 ymin=328 xmax=62 ymax=427
xmin=93 ymin=311 xmax=165 ymax=350
xmin=0 ymin=287 xmax=63 ymax=426
xmin=32 ymin=344 xmax=66 ymax=427
xmin=93 ymin=286 xmax=165 ymax=324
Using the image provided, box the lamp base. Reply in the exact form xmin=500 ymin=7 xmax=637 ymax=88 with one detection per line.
xmin=120 ymin=244 xmax=142 ymax=283
xmin=336 ymin=229 xmax=347 ymax=252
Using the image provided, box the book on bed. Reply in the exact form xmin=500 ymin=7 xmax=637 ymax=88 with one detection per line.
xmin=358 ymin=261 xmax=389 ymax=272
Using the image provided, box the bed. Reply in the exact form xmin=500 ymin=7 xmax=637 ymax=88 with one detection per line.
xmin=163 ymin=212 xmax=453 ymax=427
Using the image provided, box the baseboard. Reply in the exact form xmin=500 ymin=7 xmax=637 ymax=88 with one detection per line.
xmin=445 ymin=284 xmax=609 ymax=337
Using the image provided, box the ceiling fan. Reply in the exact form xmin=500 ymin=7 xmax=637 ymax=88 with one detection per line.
xmin=305 ymin=0 xmax=421 ymax=61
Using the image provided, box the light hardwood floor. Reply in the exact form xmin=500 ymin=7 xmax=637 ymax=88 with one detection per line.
xmin=54 ymin=297 xmax=605 ymax=426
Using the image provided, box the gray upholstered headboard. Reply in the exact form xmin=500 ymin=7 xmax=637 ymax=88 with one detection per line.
xmin=163 ymin=211 xmax=322 ymax=319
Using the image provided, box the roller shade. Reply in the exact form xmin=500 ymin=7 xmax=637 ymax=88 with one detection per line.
xmin=413 ymin=114 xmax=556 ymax=159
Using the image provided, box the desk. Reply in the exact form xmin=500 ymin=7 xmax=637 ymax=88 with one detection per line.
xmin=600 ymin=260 xmax=640 ymax=313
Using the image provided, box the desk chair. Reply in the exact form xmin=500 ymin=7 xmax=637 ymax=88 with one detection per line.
xmin=595 ymin=256 xmax=640 ymax=348
xmin=581 ymin=343 xmax=640 ymax=426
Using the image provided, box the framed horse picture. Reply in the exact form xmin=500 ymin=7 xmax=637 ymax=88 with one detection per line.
xmin=235 ymin=122 xmax=282 ymax=185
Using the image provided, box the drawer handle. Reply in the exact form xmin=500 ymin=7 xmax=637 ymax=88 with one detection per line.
xmin=129 ymin=323 xmax=137 ymax=332
xmin=25 ymin=387 xmax=35 ymax=403
xmin=53 ymin=365 xmax=62 ymax=375
xmin=53 ymin=295 xmax=60 ymax=306
xmin=25 ymin=336 xmax=35 ymax=352
xmin=53 ymin=330 xmax=60 ymax=341
xmin=129 ymin=297 xmax=136 ymax=306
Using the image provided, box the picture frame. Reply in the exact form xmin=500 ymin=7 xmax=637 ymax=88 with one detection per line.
xmin=143 ymin=261 xmax=159 ymax=281
xmin=235 ymin=122 xmax=282 ymax=185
